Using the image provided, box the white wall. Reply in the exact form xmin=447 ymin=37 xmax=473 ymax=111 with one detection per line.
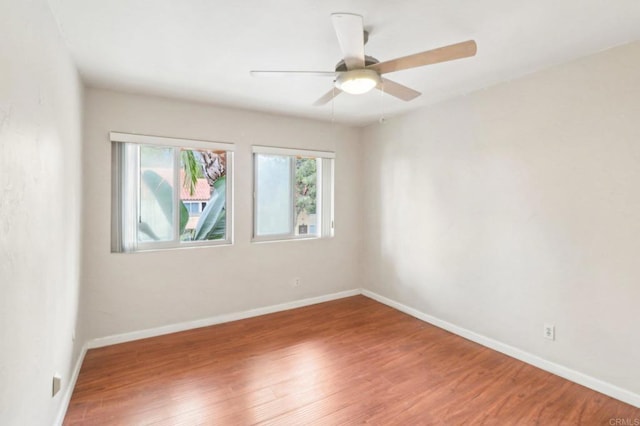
xmin=81 ymin=89 xmax=363 ymax=341
xmin=0 ymin=0 xmax=84 ymax=424
xmin=362 ymin=42 xmax=640 ymax=395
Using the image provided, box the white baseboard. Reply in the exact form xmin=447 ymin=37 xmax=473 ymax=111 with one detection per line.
xmin=54 ymin=342 xmax=88 ymax=426
xmin=87 ymin=289 xmax=360 ymax=349
xmin=361 ymin=289 xmax=640 ymax=409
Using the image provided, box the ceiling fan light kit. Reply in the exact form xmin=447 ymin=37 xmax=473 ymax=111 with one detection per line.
xmin=335 ymin=69 xmax=380 ymax=94
xmin=251 ymin=13 xmax=477 ymax=106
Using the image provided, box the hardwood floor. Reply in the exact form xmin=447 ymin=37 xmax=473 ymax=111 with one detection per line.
xmin=65 ymin=296 xmax=639 ymax=425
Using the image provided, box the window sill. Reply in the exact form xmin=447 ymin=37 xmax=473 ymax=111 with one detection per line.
xmin=112 ymin=239 xmax=232 ymax=254
xmin=251 ymin=235 xmax=330 ymax=244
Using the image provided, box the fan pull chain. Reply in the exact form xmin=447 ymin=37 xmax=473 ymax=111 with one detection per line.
xmin=379 ymin=81 xmax=386 ymax=124
xmin=331 ymin=85 xmax=336 ymax=124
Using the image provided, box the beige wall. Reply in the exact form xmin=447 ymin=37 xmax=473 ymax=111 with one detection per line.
xmin=81 ymin=89 xmax=363 ymax=341
xmin=362 ymin=42 xmax=640 ymax=395
xmin=0 ymin=0 xmax=84 ymax=424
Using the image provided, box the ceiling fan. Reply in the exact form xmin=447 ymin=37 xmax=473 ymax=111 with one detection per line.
xmin=250 ymin=13 xmax=477 ymax=106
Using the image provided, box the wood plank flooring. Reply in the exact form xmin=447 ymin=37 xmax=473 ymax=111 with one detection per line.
xmin=65 ymin=296 xmax=640 ymax=425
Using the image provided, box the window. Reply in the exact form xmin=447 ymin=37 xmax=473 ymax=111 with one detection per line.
xmin=253 ymin=146 xmax=334 ymax=241
xmin=183 ymin=201 xmax=204 ymax=215
xmin=111 ymin=132 xmax=234 ymax=252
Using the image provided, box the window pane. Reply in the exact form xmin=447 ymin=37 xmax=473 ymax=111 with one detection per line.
xmin=295 ymin=157 xmax=319 ymax=236
xmin=256 ymin=154 xmax=292 ymax=236
xmin=179 ymin=149 xmax=227 ymax=241
xmin=138 ymin=145 xmax=174 ymax=242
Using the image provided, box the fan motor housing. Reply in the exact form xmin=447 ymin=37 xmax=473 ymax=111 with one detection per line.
xmin=335 ymin=55 xmax=380 ymax=72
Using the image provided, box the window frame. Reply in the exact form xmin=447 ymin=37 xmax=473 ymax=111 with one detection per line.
xmin=252 ymin=145 xmax=334 ymax=243
xmin=111 ymin=132 xmax=234 ymax=253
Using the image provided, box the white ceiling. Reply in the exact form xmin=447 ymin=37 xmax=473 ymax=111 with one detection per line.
xmin=47 ymin=0 xmax=640 ymax=125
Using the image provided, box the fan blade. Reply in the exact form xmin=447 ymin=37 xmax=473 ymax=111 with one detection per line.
xmin=377 ymin=78 xmax=421 ymax=101
xmin=250 ymin=70 xmax=336 ymax=77
xmin=368 ymin=40 xmax=477 ymax=74
xmin=331 ymin=13 xmax=365 ymax=70
xmin=313 ymin=88 xmax=342 ymax=106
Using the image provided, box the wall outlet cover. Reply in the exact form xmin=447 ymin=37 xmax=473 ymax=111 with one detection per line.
xmin=544 ymin=324 xmax=555 ymax=341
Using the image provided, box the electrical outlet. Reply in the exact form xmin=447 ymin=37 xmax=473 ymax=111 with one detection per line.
xmin=544 ymin=324 xmax=555 ymax=341
xmin=293 ymin=277 xmax=301 ymax=288
xmin=52 ymin=375 xmax=61 ymax=397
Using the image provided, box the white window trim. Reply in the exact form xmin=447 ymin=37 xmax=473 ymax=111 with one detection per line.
xmin=252 ymin=145 xmax=335 ymax=159
xmin=110 ymin=132 xmax=235 ymax=152
xmin=111 ymin=132 xmax=234 ymax=253
xmin=251 ymin=146 xmax=334 ymax=243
